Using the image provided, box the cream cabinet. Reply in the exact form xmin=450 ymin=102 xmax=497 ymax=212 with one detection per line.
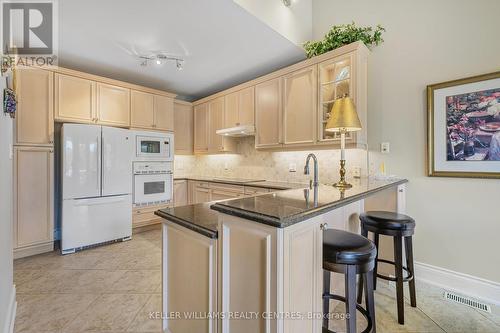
xmin=131 ymin=90 xmax=155 ymax=129
xmin=283 ymin=65 xmax=317 ymax=146
xmin=15 ymin=68 xmax=54 ymax=146
xmin=162 ymin=222 xmax=218 ymax=333
xmin=131 ymin=90 xmax=174 ymax=131
xmin=194 ymin=103 xmax=209 ymax=153
xmin=13 ymin=146 xmax=54 ymax=258
xmin=96 ymin=83 xmax=130 ymax=127
xmin=255 ymin=78 xmax=282 ymax=148
xmin=154 ymin=95 xmax=174 ymax=131
xmin=193 ymin=186 xmax=211 ymax=204
xmin=208 ymin=97 xmax=225 ymax=152
xmin=224 ymin=86 xmax=254 ymax=128
xmin=174 ymin=101 xmax=193 ymax=154
xmin=55 ymin=73 xmax=96 ymax=124
xmin=132 ymin=204 xmax=169 ymax=229
xmin=174 ymin=180 xmax=188 ymax=206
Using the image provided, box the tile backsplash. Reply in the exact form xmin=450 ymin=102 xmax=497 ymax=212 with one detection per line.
xmin=175 ymin=137 xmax=369 ymax=185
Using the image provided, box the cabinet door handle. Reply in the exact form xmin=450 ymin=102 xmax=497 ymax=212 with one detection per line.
xmin=320 ymin=223 xmax=328 ymax=230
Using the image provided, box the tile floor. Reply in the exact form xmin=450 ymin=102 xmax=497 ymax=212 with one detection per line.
xmin=14 ymin=228 xmax=500 ymax=333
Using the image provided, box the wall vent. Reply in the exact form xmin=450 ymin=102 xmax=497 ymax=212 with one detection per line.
xmin=443 ymin=291 xmax=491 ymax=313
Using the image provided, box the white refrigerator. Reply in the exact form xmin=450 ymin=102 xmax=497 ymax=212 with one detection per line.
xmin=61 ymin=124 xmax=133 ymax=254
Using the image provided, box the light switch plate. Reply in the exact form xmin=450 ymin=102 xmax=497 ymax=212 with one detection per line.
xmin=288 ymin=163 xmax=296 ymax=172
xmin=381 ymin=142 xmax=390 ymax=154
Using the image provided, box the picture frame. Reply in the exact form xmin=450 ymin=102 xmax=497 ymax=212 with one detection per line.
xmin=427 ymin=71 xmax=500 ymax=178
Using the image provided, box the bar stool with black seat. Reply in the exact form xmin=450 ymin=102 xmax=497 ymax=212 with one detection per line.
xmin=357 ymin=211 xmax=417 ymax=325
xmin=323 ymin=229 xmax=377 ymax=333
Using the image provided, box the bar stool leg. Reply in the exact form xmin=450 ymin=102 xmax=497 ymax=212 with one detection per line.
xmin=357 ymin=226 xmax=369 ymax=304
xmin=405 ymin=236 xmax=417 ymax=307
xmin=345 ymin=265 xmax=357 ymax=333
xmin=364 ymin=270 xmax=376 ymax=333
xmin=394 ymin=236 xmax=405 ymax=325
xmin=323 ymin=270 xmax=331 ymax=329
xmin=373 ymin=234 xmax=379 ymax=290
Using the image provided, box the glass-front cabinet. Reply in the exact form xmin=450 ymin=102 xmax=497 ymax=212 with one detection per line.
xmin=318 ymin=55 xmax=353 ymax=142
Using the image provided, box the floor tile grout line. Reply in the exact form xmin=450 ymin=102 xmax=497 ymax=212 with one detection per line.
xmin=125 ymin=294 xmax=154 ymax=332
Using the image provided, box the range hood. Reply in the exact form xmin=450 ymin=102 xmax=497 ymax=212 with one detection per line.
xmin=216 ymin=124 xmax=255 ymax=137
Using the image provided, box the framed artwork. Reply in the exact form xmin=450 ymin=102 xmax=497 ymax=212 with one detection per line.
xmin=427 ymin=71 xmax=500 ymax=178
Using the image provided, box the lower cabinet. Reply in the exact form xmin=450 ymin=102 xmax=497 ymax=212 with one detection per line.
xmin=193 ymin=185 xmax=211 ymax=204
xmin=133 ymin=204 xmax=170 ymax=229
xmin=173 ymin=180 xmax=188 ymax=206
xmin=13 ymin=146 xmax=54 ymax=258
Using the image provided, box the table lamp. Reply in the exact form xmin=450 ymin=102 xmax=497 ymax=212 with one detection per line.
xmin=325 ymin=96 xmax=362 ymax=189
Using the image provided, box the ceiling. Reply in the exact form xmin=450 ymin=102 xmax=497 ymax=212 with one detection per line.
xmin=58 ymin=0 xmax=306 ymax=101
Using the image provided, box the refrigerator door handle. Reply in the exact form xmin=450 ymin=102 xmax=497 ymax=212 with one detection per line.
xmin=97 ymin=134 xmax=102 ymax=195
xmin=72 ymin=196 xmax=127 ymax=206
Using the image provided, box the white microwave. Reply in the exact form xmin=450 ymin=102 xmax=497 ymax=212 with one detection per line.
xmin=135 ymin=132 xmax=173 ymax=161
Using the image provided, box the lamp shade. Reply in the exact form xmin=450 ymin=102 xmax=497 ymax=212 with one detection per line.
xmin=325 ymin=96 xmax=362 ymax=132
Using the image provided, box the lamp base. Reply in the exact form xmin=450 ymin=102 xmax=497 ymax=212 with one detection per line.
xmin=333 ymin=180 xmax=353 ymax=189
xmin=333 ymin=159 xmax=352 ymax=189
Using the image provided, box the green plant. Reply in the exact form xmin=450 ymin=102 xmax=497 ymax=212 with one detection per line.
xmin=303 ymin=22 xmax=385 ymax=58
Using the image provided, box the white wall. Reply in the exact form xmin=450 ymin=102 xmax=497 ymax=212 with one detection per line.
xmin=0 ymin=76 xmax=15 ymax=332
xmin=233 ymin=0 xmax=312 ymax=45
xmin=313 ymin=0 xmax=500 ymax=282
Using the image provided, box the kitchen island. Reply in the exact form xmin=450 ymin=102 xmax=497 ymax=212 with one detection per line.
xmin=155 ymin=177 xmax=407 ymax=333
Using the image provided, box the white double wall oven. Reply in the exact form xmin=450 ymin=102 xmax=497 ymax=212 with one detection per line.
xmin=133 ymin=131 xmax=174 ymax=208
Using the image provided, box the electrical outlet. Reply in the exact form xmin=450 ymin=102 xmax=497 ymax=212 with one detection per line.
xmin=381 ymin=142 xmax=390 ymax=154
xmin=224 ymin=161 xmax=229 ymax=170
xmin=353 ymin=166 xmax=361 ymax=178
xmin=288 ymin=163 xmax=297 ymax=172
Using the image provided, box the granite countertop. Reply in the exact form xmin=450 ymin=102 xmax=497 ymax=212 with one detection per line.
xmin=174 ymin=175 xmax=307 ymax=190
xmin=211 ymin=178 xmax=408 ymax=228
xmin=155 ymin=202 xmax=219 ymax=239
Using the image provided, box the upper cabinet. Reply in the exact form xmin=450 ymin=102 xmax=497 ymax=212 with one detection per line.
xmin=194 ymin=41 xmax=369 ymax=151
xmin=154 ymin=95 xmax=174 ymax=131
xmin=174 ymin=101 xmax=193 ymax=155
xmin=131 ymin=90 xmax=154 ymax=129
xmin=130 ymin=90 xmax=174 ymax=131
xmin=15 ymin=68 xmax=54 ymax=146
xmin=194 ymin=98 xmax=235 ymax=155
xmin=282 ymin=65 xmax=317 ymax=146
xmin=194 ymin=103 xmax=209 ymax=153
xmin=224 ymin=86 xmax=255 ymax=128
xmin=255 ymin=78 xmax=282 ymax=148
xmin=96 ymin=83 xmax=130 ymax=127
xmin=55 ymin=73 xmax=95 ymax=124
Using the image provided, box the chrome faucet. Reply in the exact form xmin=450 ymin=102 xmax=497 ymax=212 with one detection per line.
xmin=304 ymin=153 xmax=319 ymax=187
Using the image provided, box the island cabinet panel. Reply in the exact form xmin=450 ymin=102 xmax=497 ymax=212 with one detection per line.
xmin=154 ymin=95 xmax=174 ymax=131
xmin=282 ymin=217 xmax=323 ymax=333
xmin=255 ymin=78 xmax=282 ymax=148
xmin=15 ymin=68 xmax=54 ymax=146
xmin=162 ymin=222 xmax=217 ymax=333
xmin=174 ymin=101 xmax=193 ymax=154
xmin=219 ymin=216 xmax=279 ymax=333
xmin=130 ymin=90 xmax=155 ymax=129
xmin=282 ymin=65 xmax=317 ymax=145
xmin=194 ymin=103 xmax=209 ymax=153
xmin=55 ymin=73 xmax=95 ymax=124
xmin=96 ymin=83 xmax=130 ymax=127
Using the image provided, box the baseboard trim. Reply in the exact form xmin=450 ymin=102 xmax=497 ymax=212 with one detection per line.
xmin=3 ymin=285 xmax=16 ymax=333
xmin=14 ymin=241 xmax=54 ymax=259
xmin=415 ymin=261 xmax=500 ymax=306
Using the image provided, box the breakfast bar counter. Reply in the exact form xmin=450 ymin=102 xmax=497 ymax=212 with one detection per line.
xmin=156 ymin=177 xmax=407 ymax=333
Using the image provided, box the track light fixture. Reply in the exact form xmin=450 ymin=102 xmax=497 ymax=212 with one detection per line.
xmin=139 ymin=53 xmax=185 ymax=71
